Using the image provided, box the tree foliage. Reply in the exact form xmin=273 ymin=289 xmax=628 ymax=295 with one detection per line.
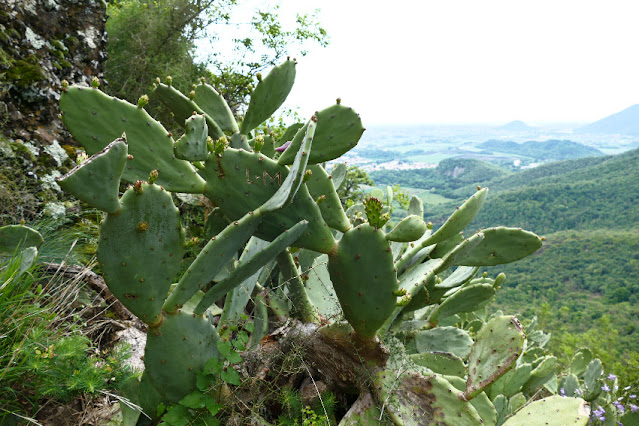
xmin=104 ymin=0 xmax=328 ymax=118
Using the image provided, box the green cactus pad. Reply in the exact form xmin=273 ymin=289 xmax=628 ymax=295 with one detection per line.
xmin=397 ymin=259 xmax=442 ymax=298
xmin=194 ymin=83 xmax=239 ymax=133
xmin=414 ymin=327 xmax=474 ymax=359
xmin=0 ymin=225 xmax=44 ymax=254
xmin=444 ymin=376 xmax=497 ymax=426
xmin=569 ymin=349 xmax=593 ymax=376
xmin=328 ymin=223 xmax=398 ymax=339
xmin=407 ymin=196 xmax=424 ymax=219
xmin=435 ymin=266 xmax=478 ymax=289
xmin=438 ymin=232 xmax=486 ymax=271
xmin=174 ymin=114 xmax=209 ymax=161
xmin=305 ymin=254 xmax=342 ymax=320
xmin=424 ymin=188 xmax=488 ymax=246
xmin=162 ymin=211 xmax=262 ymax=314
xmin=521 ymin=356 xmax=558 ymax=395
xmin=559 ymin=374 xmax=580 ymax=397
xmin=218 ymin=237 xmax=271 ymax=329
xmin=490 ymin=363 xmax=533 ymax=399
xmin=330 ymin=163 xmax=348 ymax=190
xmin=241 ymin=59 xmax=296 ymax=134
xmin=154 ymin=82 xmax=224 ymax=139
xmin=385 ymin=215 xmax=428 ymax=242
xmin=409 ymin=352 xmax=467 ymax=377
xmin=277 ymin=103 xmax=365 ymax=165
xmin=203 ymin=148 xmax=335 ymax=253
xmin=428 ymin=284 xmax=496 ymax=324
xmin=502 ymin=396 xmax=590 ymax=426
xmin=372 ymin=370 xmax=482 ymax=425
xmin=453 ymin=227 xmax=543 ymax=266
xmin=582 ymin=358 xmax=603 ymax=401
xmin=60 ymin=85 xmax=206 ymax=193
xmin=305 ymin=164 xmax=351 ymax=232
xmin=57 ymin=137 xmax=127 ymax=214
xmin=463 ymin=316 xmax=525 ymax=400
xmin=194 ymin=220 xmax=309 ymax=315
xmin=144 ymin=310 xmax=221 ymax=404
xmin=98 ymin=183 xmax=184 ymax=325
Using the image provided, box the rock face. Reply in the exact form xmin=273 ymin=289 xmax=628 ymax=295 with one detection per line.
xmin=0 ymin=0 xmax=108 ymax=146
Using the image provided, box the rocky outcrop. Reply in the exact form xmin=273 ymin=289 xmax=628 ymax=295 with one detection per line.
xmin=0 ymin=0 xmax=108 ymax=224
xmin=0 ymin=0 xmax=107 ymax=146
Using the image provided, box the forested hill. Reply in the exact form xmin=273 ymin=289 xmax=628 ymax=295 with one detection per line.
xmin=477 ymin=139 xmax=603 ymax=161
xmin=404 ymin=147 xmax=639 ymax=361
xmin=467 ymin=147 xmax=639 ymax=234
xmin=370 ymin=158 xmax=510 ymax=198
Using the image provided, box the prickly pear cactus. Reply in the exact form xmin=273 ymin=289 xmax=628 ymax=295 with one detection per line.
xmin=55 ymin=61 xmax=570 ymax=425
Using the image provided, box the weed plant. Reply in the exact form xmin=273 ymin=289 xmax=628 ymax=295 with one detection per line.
xmin=0 ymin=249 xmax=135 ymax=424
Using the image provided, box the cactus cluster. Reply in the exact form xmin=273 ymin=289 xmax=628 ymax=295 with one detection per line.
xmin=56 ymin=61 xmax=591 ymax=424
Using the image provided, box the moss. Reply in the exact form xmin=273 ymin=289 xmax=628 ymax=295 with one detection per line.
xmin=52 ymin=61 xmax=62 ymax=70
xmin=65 ymin=35 xmax=80 ymax=50
xmin=60 ymin=59 xmax=72 ymax=68
xmin=50 ymin=39 xmax=68 ymax=52
xmin=50 ymin=49 xmax=65 ymax=60
xmin=0 ymin=29 xmax=9 ymax=44
xmin=6 ymin=55 xmax=46 ymax=87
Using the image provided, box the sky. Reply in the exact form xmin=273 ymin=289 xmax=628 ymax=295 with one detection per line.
xmin=200 ymin=0 xmax=639 ymax=126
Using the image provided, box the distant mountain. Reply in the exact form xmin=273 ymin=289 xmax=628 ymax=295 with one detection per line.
xmin=578 ymin=104 xmax=639 ymax=135
xmin=477 ymin=139 xmax=603 ymax=161
xmin=498 ymin=120 xmax=533 ymax=131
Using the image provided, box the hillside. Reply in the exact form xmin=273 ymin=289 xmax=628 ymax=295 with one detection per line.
xmin=577 ymin=104 xmax=639 ymax=135
xmin=375 ymin=147 xmax=639 ymax=367
xmin=477 ymin=139 xmax=603 ymax=162
xmin=370 ymin=157 xmax=510 ymax=198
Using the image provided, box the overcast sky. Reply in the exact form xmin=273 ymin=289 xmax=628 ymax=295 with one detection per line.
xmin=202 ymin=0 xmax=639 ymax=126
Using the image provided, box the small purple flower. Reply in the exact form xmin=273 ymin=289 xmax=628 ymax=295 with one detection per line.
xmin=630 ymin=403 xmax=638 ymax=413
xmin=617 ymin=422 xmax=622 ymax=426
xmin=594 ymin=406 xmax=606 ymax=421
xmin=607 ymin=373 xmax=617 ymax=380
xmin=613 ymin=401 xmax=625 ymax=414
xmin=560 ymin=388 xmax=565 ymax=396
xmin=575 ymin=388 xmax=582 ymax=395
xmin=602 ymin=384 xmax=611 ymax=392
xmin=630 ymin=394 xmax=637 ymax=399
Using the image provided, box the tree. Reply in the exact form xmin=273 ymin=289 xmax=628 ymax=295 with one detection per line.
xmin=104 ymin=0 xmax=327 ymax=118
xmin=337 ymin=165 xmax=374 ymax=207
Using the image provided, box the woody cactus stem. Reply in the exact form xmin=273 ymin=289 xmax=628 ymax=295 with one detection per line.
xmin=276 ymin=251 xmax=320 ymax=323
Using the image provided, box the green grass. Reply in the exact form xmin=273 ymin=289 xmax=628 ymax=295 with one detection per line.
xmin=0 ymin=249 xmax=134 ymax=424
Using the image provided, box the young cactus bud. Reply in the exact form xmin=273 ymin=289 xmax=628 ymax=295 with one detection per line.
xmin=316 ymin=195 xmax=326 ymax=204
xmin=214 ymin=136 xmax=229 ymax=156
xmin=427 ymin=221 xmax=433 ymax=230
xmin=256 ymin=73 xmax=262 ymax=82
xmin=200 ymin=76 xmax=206 ymax=84
xmin=133 ymin=180 xmax=143 ymax=194
xmin=75 ymin=150 xmax=88 ymax=164
xmin=189 ymin=90 xmax=196 ymax=100
xmin=166 ymin=75 xmax=173 ymax=86
xmin=393 ymin=288 xmax=407 ymax=297
xmin=91 ymin=76 xmax=100 ymax=88
xmin=137 ymin=94 xmax=149 ymax=108
xmin=396 ymin=295 xmax=412 ymax=307
xmin=364 ymin=196 xmax=389 ymax=229
xmin=206 ymin=136 xmax=214 ymax=153
xmin=148 ymin=169 xmax=159 ymax=184
xmin=61 ymin=79 xmax=69 ymax=91
xmin=303 ymin=169 xmax=312 ymax=183
xmin=254 ymin=135 xmax=265 ymax=152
